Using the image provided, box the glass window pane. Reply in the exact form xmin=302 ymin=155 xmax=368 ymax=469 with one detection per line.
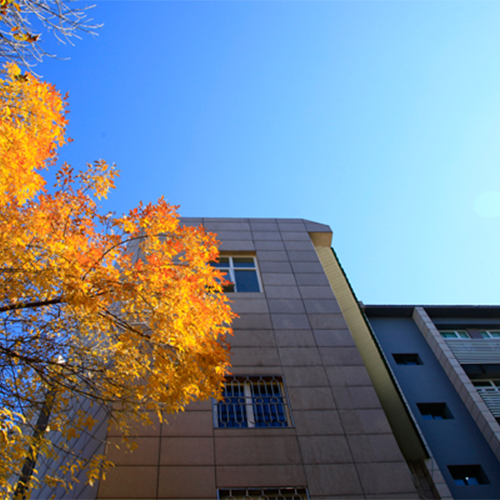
xmin=441 ymin=332 xmax=456 ymax=338
xmin=458 ymin=331 xmax=470 ymax=339
xmin=252 ymin=381 xmax=287 ymax=428
xmin=218 ymin=383 xmax=247 ymax=428
xmin=393 ymin=353 xmax=422 ymax=365
xmin=448 ymin=465 xmax=489 ymax=486
xmin=234 ymin=270 xmax=260 ymax=292
xmin=212 ymin=258 xmax=229 ymax=268
xmin=216 ymin=376 xmax=290 ymax=429
xmin=233 ymin=257 xmax=255 ymax=268
xmin=215 ymin=270 xmax=235 ymax=292
xmin=218 ymin=270 xmax=232 ymax=284
xmin=491 ymin=332 xmax=500 ymax=338
xmin=480 ymin=331 xmax=490 ymax=338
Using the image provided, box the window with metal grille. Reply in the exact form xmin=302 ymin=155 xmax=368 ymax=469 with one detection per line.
xmin=218 ymin=487 xmax=309 ymax=500
xmin=214 ymin=376 xmax=291 ymax=428
xmin=211 ymin=256 xmax=262 ymax=293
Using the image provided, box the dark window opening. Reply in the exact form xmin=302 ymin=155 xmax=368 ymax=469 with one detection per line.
xmin=463 ymin=364 xmax=500 ymax=378
xmin=417 ymin=403 xmax=453 ymax=420
xmin=448 ymin=465 xmax=489 ymax=486
xmin=393 ymin=353 xmax=422 ymax=365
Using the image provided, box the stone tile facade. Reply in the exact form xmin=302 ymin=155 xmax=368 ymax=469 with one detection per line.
xmin=95 ymin=218 xmax=419 ymax=500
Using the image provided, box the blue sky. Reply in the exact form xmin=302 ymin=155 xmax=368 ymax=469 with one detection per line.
xmin=35 ymin=1 xmax=500 ymax=306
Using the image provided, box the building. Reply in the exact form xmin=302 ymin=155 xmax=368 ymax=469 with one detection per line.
xmin=32 ymin=218 xmax=500 ymax=499
xmin=95 ymin=217 xmax=421 ymax=500
xmin=365 ymin=305 xmax=500 ymax=499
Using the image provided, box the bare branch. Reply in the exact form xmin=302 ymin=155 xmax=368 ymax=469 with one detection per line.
xmin=0 ymin=0 xmax=102 ymax=69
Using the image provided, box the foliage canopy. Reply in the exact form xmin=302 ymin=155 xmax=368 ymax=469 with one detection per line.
xmin=0 ymin=64 xmax=234 ymax=498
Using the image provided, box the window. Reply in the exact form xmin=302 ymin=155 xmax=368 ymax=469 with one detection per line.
xmin=214 ymin=376 xmax=291 ymax=428
xmin=212 ymin=256 xmax=261 ymax=293
xmin=480 ymin=330 xmax=500 ymax=339
xmin=439 ymin=330 xmax=470 ymax=339
xmin=417 ymin=403 xmax=453 ymax=420
xmin=472 ymin=379 xmax=500 ymax=393
xmin=393 ymin=353 xmax=422 ymax=365
xmin=448 ymin=465 xmax=489 ymax=485
xmin=218 ymin=488 xmax=309 ymax=500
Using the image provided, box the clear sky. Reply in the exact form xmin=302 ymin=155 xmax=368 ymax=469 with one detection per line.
xmin=33 ymin=1 xmax=500 ymax=306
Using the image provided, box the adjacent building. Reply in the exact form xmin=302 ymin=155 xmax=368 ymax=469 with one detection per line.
xmin=365 ymin=305 xmax=500 ymax=499
xmin=33 ymin=218 xmax=500 ymax=499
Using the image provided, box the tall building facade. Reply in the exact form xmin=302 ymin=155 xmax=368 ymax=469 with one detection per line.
xmin=365 ymin=305 xmax=500 ymax=499
xmin=95 ymin=218 xmax=420 ymax=500
xmin=32 ymin=218 xmax=500 ymax=499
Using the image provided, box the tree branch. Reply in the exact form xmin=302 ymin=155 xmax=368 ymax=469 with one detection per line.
xmin=0 ymin=295 xmax=65 ymax=313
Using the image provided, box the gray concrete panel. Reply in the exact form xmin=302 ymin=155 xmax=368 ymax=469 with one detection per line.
xmin=267 ymin=299 xmax=305 ymax=313
xmin=275 ymin=330 xmax=316 ymax=347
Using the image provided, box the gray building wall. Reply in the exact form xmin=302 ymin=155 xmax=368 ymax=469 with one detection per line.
xmin=32 ymin=399 xmax=108 ymax=500
xmin=366 ymin=307 xmax=500 ymax=499
xmin=95 ymin=218 xmax=419 ymax=500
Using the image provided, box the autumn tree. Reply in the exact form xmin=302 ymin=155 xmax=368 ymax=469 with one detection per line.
xmin=0 ymin=0 xmax=99 ymax=68
xmin=0 ymin=63 xmax=234 ymax=498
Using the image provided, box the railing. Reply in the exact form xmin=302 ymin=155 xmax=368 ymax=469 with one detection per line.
xmin=214 ymin=376 xmax=292 ymax=429
xmin=477 ymin=392 xmax=500 ymax=419
xmin=444 ymin=339 xmax=500 ymax=364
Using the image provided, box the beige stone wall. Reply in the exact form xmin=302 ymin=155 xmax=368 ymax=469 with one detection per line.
xmin=96 ymin=218 xmax=419 ymax=500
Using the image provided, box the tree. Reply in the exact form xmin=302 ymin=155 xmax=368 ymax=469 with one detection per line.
xmin=0 ymin=0 xmax=99 ymax=68
xmin=0 ymin=63 xmax=234 ymax=498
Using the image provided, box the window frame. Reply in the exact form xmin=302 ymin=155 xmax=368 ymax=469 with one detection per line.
xmin=472 ymin=379 xmax=500 ymax=393
xmin=393 ymin=353 xmax=423 ymax=365
xmin=439 ymin=330 xmax=471 ymax=340
xmin=214 ymin=375 xmax=293 ymax=429
xmin=217 ymin=487 xmax=310 ymax=500
xmin=212 ymin=255 xmax=263 ymax=293
xmin=448 ymin=465 xmax=489 ymax=486
xmin=417 ymin=402 xmax=454 ymax=420
xmin=479 ymin=330 xmax=500 ymax=339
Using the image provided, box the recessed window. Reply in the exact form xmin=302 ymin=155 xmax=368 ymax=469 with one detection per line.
xmin=417 ymin=403 xmax=453 ymax=420
xmin=218 ymin=488 xmax=309 ymax=500
xmin=393 ymin=353 xmax=423 ymax=365
xmin=212 ymin=256 xmax=261 ymax=292
xmin=480 ymin=330 xmax=500 ymax=339
xmin=214 ymin=376 xmax=291 ymax=428
xmin=439 ymin=330 xmax=470 ymax=339
xmin=472 ymin=379 xmax=500 ymax=393
xmin=448 ymin=465 xmax=489 ymax=485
